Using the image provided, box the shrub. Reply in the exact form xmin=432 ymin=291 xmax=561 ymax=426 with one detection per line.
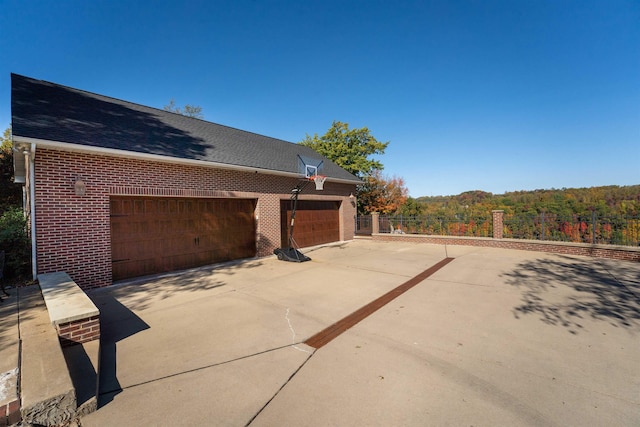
xmin=0 ymin=206 xmax=31 ymax=280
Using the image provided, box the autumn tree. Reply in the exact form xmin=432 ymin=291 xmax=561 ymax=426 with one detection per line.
xmin=415 ymin=185 xmax=640 ymax=218
xmin=358 ymin=170 xmax=408 ymax=215
xmin=163 ymin=99 xmax=204 ymax=119
xmin=299 ymin=121 xmax=388 ymax=178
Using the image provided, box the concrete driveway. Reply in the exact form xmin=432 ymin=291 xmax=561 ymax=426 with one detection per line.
xmin=81 ymin=240 xmax=640 ymax=426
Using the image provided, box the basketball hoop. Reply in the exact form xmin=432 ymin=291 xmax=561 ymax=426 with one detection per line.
xmin=309 ymin=175 xmax=327 ymax=191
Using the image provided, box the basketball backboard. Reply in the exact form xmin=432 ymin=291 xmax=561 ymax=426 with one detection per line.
xmin=297 ymin=155 xmax=324 ymax=179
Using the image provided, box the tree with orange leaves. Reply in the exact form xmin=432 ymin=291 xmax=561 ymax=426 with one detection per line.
xmin=358 ymin=170 xmax=408 ymax=215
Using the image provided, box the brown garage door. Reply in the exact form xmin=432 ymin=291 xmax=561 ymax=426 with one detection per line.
xmin=280 ymin=200 xmax=340 ymax=248
xmin=110 ymin=197 xmax=256 ymax=281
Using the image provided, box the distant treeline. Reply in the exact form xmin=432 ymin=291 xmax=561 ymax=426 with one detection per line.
xmin=414 ymin=185 xmax=640 ymax=217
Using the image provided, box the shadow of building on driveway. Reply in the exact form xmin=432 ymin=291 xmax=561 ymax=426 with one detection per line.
xmin=90 ymin=295 xmax=150 ymax=408
xmin=106 ymin=259 xmax=262 ymax=312
xmin=503 ymin=255 xmax=640 ymax=334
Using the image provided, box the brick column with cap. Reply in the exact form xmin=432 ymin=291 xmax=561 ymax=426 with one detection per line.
xmin=371 ymin=212 xmax=380 ymax=234
xmin=492 ymin=210 xmax=504 ymax=239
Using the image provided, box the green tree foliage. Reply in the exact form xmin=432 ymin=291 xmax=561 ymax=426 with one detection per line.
xmin=299 ymin=121 xmax=389 ymax=178
xmin=0 ymin=126 xmax=22 ymax=214
xmin=0 ymin=206 xmax=30 ymax=279
xmin=163 ymin=99 xmax=204 ymax=119
xmin=358 ymin=170 xmax=408 ymax=215
xmin=397 ymin=197 xmax=423 ymax=216
xmin=0 ymin=126 xmax=31 ymax=280
xmin=0 ymin=126 xmax=10 ymax=151
xmin=414 ymin=186 xmax=640 ymax=218
xmin=378 ymin=185 xmax=639 ymax=244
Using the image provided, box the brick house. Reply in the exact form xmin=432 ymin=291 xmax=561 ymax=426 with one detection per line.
xmin=11 ymin=74 xmax=360 ymax=290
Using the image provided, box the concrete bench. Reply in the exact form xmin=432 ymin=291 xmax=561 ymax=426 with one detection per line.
xmin=38 ymin=272 xmax=100 ymax=346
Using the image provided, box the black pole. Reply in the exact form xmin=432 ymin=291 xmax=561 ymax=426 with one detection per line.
xmin=273 ymin=180 xmax=312 ymax=262
xmin=288 ymin=185 xmax=302 ymax=248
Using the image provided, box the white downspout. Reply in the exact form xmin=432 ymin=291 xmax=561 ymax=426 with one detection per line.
xmin=25 ymin=143 xmax=37 ymax=280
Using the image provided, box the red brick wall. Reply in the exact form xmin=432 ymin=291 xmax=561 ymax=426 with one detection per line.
xmin=492 ymin=210 xmax=504 ymax=239
xmin=0 ymin=400 xmax=21 ymax=426
xmin=372 ymin=234 xmax=640 ymax=262
xmin=34 ymin=149 xmax=357 ymax=289
xmin=57 ymin=315 xmax=100 ymax=346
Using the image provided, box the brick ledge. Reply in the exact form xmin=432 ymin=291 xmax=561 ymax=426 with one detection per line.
xmin=372 ymin=234 xmax=640 ymax=262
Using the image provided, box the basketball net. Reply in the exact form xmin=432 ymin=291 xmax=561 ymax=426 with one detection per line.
xmin=310 ymin=175 xmax=327 ymax=191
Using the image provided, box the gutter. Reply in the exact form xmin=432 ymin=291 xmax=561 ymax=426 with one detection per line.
xmin=19 ymin=143 xmax=37 ymax=280
xmin=11 ymin=135 xmax=363 ymax=186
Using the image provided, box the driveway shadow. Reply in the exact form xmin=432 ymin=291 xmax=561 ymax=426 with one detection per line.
xmin=107 ymin=259 xmax=263 ymax=311
xmin=89 ymin=259 xmax=264 ymax=407
xmin=0 ymin=291 xmax=21 ymax=354
xmin=91 ymin=296 xmax=150 ymax=408
xmin=503 ymin=256 xmax=640 ymax=334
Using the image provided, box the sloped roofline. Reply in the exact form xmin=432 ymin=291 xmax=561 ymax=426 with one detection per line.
xmin=11 ymin=73 xmax=362 ymax=185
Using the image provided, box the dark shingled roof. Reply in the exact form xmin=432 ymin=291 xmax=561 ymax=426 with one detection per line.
xmin=11 ymin=73 xmax=360 ymax=183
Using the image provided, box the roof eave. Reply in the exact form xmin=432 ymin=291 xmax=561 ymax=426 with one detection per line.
xmin=11 ymin=135 xmax=362 ymax=185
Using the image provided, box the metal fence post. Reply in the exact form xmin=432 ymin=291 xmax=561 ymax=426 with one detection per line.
xmin=541 ymin=212 xmax=545 ymax=241
xmin=592 ymin=210 xmax=597 ymax=244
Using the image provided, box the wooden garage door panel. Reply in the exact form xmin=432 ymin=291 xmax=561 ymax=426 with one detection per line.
xmin=281 ymin=200 xmax=340 ymax=248
xmin=111 ymin=197 xmax=256 ymax=281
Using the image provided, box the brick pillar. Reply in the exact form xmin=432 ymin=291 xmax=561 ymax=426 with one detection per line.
xmin=492 ymin=210 xmax=504 ymax=239
xmin=371 ymin=212 xmax=380 ymax=234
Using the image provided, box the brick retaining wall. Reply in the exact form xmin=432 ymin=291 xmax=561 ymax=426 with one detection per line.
xmin=372 ymin=234 xmax=640 ymax=262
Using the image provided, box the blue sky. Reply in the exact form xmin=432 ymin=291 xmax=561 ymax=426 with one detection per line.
xmin=1 ymin=0 xmax=638 ymax=197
